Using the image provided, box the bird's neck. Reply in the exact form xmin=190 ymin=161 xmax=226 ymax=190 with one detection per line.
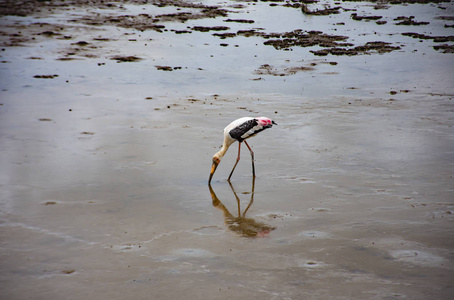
xmin=215 ymin=144 xmax=229 ymax=159
xmin=214 ymin=137 xmax=234 ymax=160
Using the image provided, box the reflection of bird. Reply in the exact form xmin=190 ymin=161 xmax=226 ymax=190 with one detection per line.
xmin=209 ymin=117 xmax=277 ymax=183
xmin=209 ymin=176 xmax=275 ymax=237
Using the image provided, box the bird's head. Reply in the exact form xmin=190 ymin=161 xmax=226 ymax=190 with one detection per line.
xmin=209 ymin=156 xmax=221 ymax=183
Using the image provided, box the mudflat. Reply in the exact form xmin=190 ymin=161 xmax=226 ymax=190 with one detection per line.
xmin=0 ymin=0 xmax=453 ymax=299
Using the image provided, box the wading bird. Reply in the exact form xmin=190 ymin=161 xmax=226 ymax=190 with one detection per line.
xmin=209 ymin=117 xmax=277 ymax=183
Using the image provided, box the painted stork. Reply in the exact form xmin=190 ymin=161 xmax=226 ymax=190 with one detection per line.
xmin=209 ymin=117 xmax=277 ymax=183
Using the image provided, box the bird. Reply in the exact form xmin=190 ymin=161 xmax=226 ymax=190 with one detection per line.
xmin=209 ymin=117 xmax=277 ymax=183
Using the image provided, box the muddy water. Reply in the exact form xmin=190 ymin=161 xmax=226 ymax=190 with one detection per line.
xmin=1 ymin=0 xmax=453 ymax=299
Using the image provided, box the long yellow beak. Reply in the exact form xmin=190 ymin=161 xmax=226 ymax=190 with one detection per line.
xmin=208 ymin=161 xmax=218 ymax=183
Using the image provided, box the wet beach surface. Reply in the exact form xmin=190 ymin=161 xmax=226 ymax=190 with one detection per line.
xmin=0 ymin=0 xmax=453 ymax=299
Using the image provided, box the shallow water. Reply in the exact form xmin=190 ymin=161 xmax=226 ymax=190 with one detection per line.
xmin=0 ymin=0 xmax=453 ymax=299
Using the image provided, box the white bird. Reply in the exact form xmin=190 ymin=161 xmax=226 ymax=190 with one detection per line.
xmin=209 ymin=117 xmax=277 ymax=183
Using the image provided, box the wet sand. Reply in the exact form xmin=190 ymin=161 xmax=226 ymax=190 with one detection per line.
xmin=1 ymin=0 xmax=453 ymax=299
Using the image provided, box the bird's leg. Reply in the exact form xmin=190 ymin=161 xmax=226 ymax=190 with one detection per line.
xmin=244 ymin=140 xmax=255 ymax=177
xmin=228 ymin=142 xmax=241 ymax=181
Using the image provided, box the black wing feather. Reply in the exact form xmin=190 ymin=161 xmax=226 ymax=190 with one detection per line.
xmin=229 ymin=119 xmax=258 ymax=142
